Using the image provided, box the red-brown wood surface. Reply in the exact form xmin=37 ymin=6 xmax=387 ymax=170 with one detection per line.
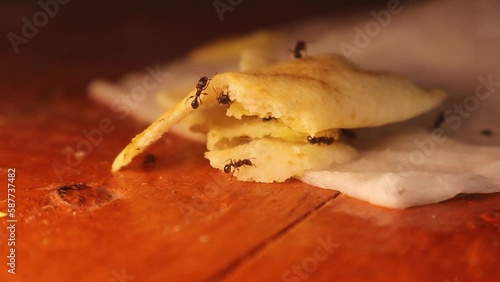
xmin=1 ymin=1 xmax=499 ymax=281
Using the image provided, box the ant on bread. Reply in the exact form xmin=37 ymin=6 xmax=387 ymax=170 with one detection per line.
xmin=224 ymin=158 xmax=255 ymax=177
xmin=187 ymin=76 xmax=211 ymax=109
xmin=307 ymin=135 xmax=334 ymax=145
xmin=214 ymin=88 xmax=232 ymax=105
xmin=289 ymin=40 xmax=307 ymax=59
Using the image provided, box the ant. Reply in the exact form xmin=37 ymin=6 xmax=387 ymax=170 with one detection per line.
xmin=289 ymin=40 xmax=307 ymax=59
xmin=214 ymin=87 xmax=232 ymax=105
xmin=307 ymin=135 xmax=334 ymax=145
xmin=262 ymin=116 xmax=275 ymax=121
xmin=224 ymin=158 xmax=255 ymax=176
xmin=187 ymin=76 xmax=211 ymax=109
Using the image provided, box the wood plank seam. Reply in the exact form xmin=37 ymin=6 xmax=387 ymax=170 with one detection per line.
xmin=210 ymin=192 xmax=340 ymax=281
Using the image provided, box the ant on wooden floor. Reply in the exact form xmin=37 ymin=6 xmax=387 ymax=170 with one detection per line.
xmin=307 ymin=135 xmax=334 ymax=145
xmin=224 ymin=158 xmax=255 ymax=177
xmin=187 ymin=76 xmax=211 ymax=109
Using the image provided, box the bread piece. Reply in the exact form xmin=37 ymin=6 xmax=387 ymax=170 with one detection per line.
xmin=112 ymin=54 xmax=446 ymax=176
xmin=205 ymin=139 xmax=356 ymax=183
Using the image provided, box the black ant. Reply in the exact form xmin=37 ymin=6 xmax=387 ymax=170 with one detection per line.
xmin=289 ymin=40 xmax=307 ymax=59
xmin=262 ymin=116 xmax=275 ymax=121
xmin=307 ymin=135 xmax=334 ymax=145
xmin=187 ymin=76 xmax=211 ymax=109
xmin=214 ymin=88 xmax=232 ymax=105
xmin=224 ymin=158 xmax=255 ymax=176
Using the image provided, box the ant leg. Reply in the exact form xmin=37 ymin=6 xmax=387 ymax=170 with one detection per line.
xmin=198 ymin=92 xmax=208 ymax=105
xmin=185 ymin=95 xmax=194 ymax=103
xmin=233 ymin=167 xmax=240 ymax=180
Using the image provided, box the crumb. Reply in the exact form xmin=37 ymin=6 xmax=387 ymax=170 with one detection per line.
xmin=432 ymin=112 xmax=445 ymax=129
xmin=142 ymin=154 xmax=156 ymax=166
xmin=482 ymin=129 xmax=493 ymax=136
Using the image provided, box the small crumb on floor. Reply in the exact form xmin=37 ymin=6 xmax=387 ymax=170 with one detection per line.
xmin=75 ymin=150 xmax=87 ymax=158
xmin=482 ymin=129 xmax=493 ymax=136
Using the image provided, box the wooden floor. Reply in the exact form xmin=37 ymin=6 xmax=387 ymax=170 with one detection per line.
xmin=1 ymin=1 xmax=499 ymax=281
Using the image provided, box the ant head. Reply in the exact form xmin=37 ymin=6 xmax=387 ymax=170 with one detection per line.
xmin=197 ymin=76 xmax=209 ymax=88
xmin=242 ymin=159 xmax=253 ymax=166
xmin=307 ymin=136 xmax=315 ymax=143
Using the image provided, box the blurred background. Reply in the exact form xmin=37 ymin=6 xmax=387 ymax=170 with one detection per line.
xmin=0 ymin=0 xmax=394 ymax=88
xmin=2 ymin=0 xmax=498 ymax=143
